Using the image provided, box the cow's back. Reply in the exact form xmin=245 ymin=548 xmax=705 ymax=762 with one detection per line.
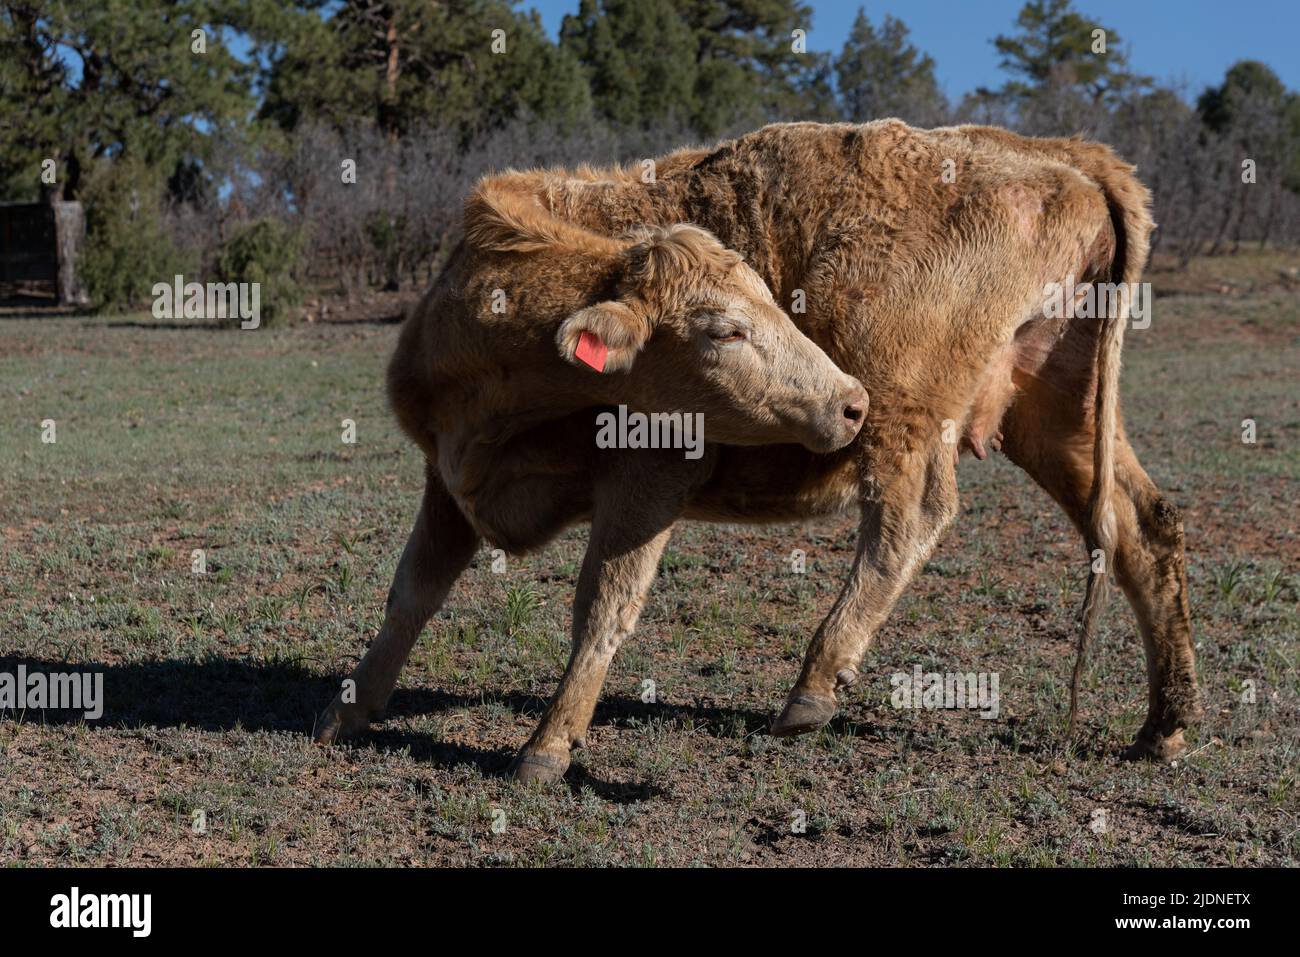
xmin=655 ymin=120 xmax=1144 ymax=504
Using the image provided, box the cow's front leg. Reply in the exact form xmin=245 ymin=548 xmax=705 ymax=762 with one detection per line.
xmin=315 ymin=466 xmax=479 ymax=744
xmin=509 ymin=451 xmax=700 ymax=784
xmin=772 ymin=442 xmax=959 ymax=735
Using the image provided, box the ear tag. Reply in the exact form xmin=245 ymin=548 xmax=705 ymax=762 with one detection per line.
xmin=575 ymin=330 xmax=609 ymax=372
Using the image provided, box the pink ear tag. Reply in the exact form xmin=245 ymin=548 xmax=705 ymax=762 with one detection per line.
xmin=575 ymin=330 xmax=609 ymax=372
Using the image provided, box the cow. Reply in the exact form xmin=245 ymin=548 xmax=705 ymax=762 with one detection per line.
xmin=314 ymin=120 xmax=1202 ymax=783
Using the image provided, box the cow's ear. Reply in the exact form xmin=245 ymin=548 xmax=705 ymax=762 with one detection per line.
xmin=557 ymin=301 xmax=651 ymax=373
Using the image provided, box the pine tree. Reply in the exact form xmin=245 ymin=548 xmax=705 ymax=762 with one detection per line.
xmin=1198 ymin=61 xmax=1300 ymax=194
xmin=560 ymin=0 xmax=832 ymax=137
xmin=835 ymin=9 xmax=946 ymax=126
xmin=990 ymin=0 xmax=1147 ymax=106
xmin=678 ymin=0 xmax=832 ymax=133
xmin=560 ymin=0 xmax=697 ymax=129
xmin=0 ymin=0 xmax=254 ymax=202
xmin=257 ymin=1 xmax=592 ymax=141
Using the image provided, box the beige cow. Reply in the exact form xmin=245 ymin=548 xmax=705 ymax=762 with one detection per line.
xmin=315 ymin=120 xmax=1201 ymax=783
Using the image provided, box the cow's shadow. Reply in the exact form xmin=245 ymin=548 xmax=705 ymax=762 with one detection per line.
xmin=0 ymin=654 xmax=772 ymax=798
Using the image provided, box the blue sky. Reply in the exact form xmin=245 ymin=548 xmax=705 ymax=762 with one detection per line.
xmin=524 ymin=0 xmax=1300 ymax=101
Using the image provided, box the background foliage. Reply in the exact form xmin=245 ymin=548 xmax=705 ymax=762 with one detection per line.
xmin=2 ymin=0 xmax=1298 ymax=311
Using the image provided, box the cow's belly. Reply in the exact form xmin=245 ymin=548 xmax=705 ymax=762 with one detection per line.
xmin=438 ymin=407 xmax=858 ymax=548
xmin=434 ymin=411 xmax=602 ymax=553
xmin=684 ymin=444 xmax=859 ymax=522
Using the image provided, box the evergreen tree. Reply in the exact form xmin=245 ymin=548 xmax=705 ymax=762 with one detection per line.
xmin=559 ymin=0 xmax=697 ymax=129
xmin=1198 ymin=60 xmax=1300 ymax=192
xmin=835 ymin=9 xmax=945 ymax=125
xmin=990 ymin=0 xmax=1147 ymax=106
xmin=257 ymin=0 xmax=592 ymax=141
xmin=561 ymin=0 xmax=832 ymax=137
xmin=1198 ymin=60 xmax=1291 ymax=134
xmin=678 ymin=0 xmax=832 ymax=132
xmin=0 ymin=0 xmax=254 ymax=202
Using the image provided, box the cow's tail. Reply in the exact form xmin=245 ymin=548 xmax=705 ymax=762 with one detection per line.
xmin=1068 ymin=147 xmax=1154 ymax=738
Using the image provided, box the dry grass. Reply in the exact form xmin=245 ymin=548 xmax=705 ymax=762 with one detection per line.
xmin=1 ymin=251 xmax=1296 ymax=866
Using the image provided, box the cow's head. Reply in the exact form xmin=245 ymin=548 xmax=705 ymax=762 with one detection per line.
xmin=557 ymin=224 xmax=867 ymax=453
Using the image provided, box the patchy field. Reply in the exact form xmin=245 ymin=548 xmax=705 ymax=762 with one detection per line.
xmin=1 ymin=259 xmax=1297 ymax=867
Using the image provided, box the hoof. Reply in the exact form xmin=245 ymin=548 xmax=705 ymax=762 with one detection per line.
xmin=508 ymin=750 xmax=570 ymax=784
xmin=770 ymin=692 xmax=837 ymax=738
xmin=1123 ymin=726 xmax=1188 ymax=763
xmin=312 ymin=702 xmax=373 ymax=745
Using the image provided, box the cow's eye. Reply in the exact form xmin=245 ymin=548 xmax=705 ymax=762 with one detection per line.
xmin=708 ymin=326 xmax=748 ymax=344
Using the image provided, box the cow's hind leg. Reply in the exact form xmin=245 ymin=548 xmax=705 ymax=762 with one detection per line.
xmin=1000 ymin=386 xmax=1202 ymax=760
xmin=509 ymin=449 xmax=700 ymax=784
xmin=314 ymin=465 xmax=479 ymax=744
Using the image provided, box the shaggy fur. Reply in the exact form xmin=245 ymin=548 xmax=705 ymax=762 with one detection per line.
xmin=315 ymin=120 xmax=1201 ymax=781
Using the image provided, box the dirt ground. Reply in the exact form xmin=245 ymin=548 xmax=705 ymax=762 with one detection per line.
xmin=1 ymin=250 xmax=1296 ymax=866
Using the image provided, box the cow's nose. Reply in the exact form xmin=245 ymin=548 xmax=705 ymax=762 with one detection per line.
xmin=842 ymin=383 xmax=869 ymax=428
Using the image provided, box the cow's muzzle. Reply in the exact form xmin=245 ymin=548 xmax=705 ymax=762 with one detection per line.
xmin=802 ymin=377 xmax=868 ymax=453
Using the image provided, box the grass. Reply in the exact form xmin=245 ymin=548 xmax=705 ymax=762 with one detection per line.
xmin=0 ymin=252 xmax=1297 ymax=866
